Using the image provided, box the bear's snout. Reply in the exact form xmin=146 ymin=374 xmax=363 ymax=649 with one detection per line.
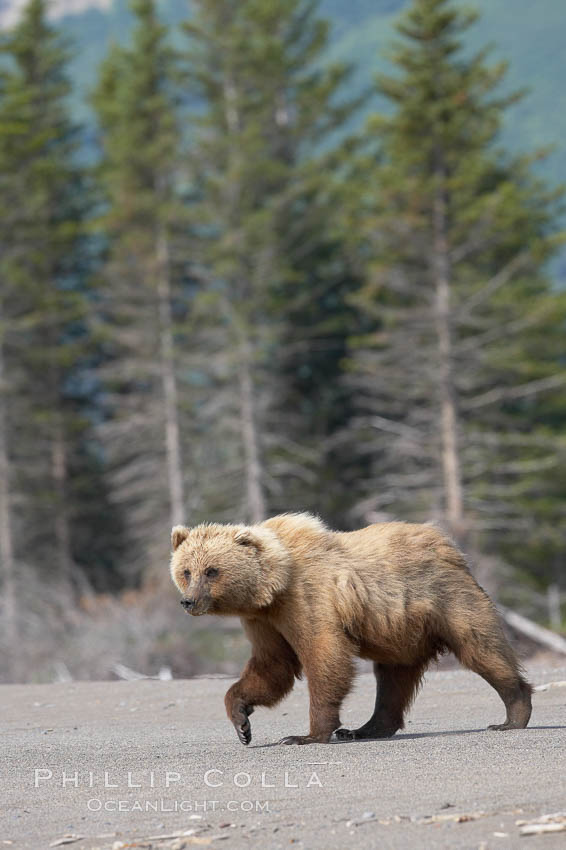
xmin=180 ymin=596 xmax=210 ymax=616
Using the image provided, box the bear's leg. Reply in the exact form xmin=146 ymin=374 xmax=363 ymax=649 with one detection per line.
xmin=280 ymin=641 xmax=355 ymax=745
xmin=225 ymin=655 xmax=297 ymax=745
xmin=334 ymin=661 xmax=426 ymax=741
xmin=447 ymin=612 xmax=532 ymax=730
xmin=456 ymin=643 xmax=532 ymax=730
xmin=225 ymin=621 xmax=302 ymax=745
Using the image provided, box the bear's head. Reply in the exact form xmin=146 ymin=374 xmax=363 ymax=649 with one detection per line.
xmin=169 ymin=522 xmax=291 ymax=617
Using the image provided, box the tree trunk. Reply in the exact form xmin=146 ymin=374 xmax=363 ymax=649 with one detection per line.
xmin=238 ymin=341 xmax=266 ymax=524
xmin=156 ymin=226 xmax=185 ymax=528
xmin=0 ymin=324 xmax=17 ymax=653
xmin=51 ymin=416 xmax=76 ymax=592
xmin=431 ymin=180 xmax=465 ymax=540
xmin=222 ymin=73 xmax=266 ymax=524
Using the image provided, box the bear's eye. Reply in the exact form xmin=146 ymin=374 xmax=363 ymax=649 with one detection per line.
xmin=183 ymin=569 xmax=191 ymax=580
xmin=205 ymin=567 xmax=219 ymax=579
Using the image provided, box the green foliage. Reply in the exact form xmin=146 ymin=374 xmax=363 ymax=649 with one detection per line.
xmin=93 ymin=0 xmax=181 ymax=230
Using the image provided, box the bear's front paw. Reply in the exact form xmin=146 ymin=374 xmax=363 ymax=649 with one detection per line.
xmin=229 ymin=701 xmax=254 ymax=746
xmin=279 ymin=734 xmax=328 ymax=745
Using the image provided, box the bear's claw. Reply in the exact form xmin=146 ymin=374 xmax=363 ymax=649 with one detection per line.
xmin=236 ymin=718 xmax=251 ymax=745
xmin=232 ymin=703 xmax=254 ymax=745
xmin=332 ymin=727 xmax=355 ymax=741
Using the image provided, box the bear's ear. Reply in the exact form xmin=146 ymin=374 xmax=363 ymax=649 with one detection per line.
xmin=171 ymin=525 xmax=190 ymax=551
xmin=234 ymin=527 xmax=262 ymax=549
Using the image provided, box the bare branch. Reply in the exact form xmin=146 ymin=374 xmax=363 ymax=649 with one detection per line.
xmin=457 ymin=305 xmax=552 ymax=355
xmin=368 ymin=415 xmax=426 ymax=442
xmin=463 ymin=373 xmax=566 ymax=411
xmin=458 ymin=251 xmax=529 ymax=318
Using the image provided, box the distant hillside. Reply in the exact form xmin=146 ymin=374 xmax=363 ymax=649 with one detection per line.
xmin=0 ymin=0 xmax=109 ymax=27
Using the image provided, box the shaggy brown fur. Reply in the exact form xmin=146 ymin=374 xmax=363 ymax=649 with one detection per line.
xmin=170 ymin=513 xmax=532 ymax=745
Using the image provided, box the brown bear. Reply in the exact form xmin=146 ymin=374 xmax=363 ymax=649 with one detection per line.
xmin=169 ymin=512 xmax=532 ymax=745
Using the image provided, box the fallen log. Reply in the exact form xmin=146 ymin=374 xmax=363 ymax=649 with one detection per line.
xmin=498 ymin=605 xmax=566 ymax=655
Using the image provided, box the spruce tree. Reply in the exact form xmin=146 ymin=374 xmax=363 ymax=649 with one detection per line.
xmin=182 ymin=0 xmax=361 ymax=523
xmin=0 ymin=0 xmax=95 ymax=628
xmin=345 ymin=0 xmax=566 ymax=591
xmin=92 ymin=0 xmax=186 ymax=575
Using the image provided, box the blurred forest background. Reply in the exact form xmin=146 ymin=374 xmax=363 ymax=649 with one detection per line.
xmin=0 ymin=0 xmax=565 ymax=683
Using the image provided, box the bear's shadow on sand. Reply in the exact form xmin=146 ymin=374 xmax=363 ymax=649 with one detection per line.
xmin=249 ymin=725 xmax=566 ymax=748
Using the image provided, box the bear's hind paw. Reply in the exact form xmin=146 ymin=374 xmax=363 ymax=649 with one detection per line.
xmin=332 ymin=727 xmax=356 ymax=741
xmin=332 ymin=725 xmax=399 ymax=741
